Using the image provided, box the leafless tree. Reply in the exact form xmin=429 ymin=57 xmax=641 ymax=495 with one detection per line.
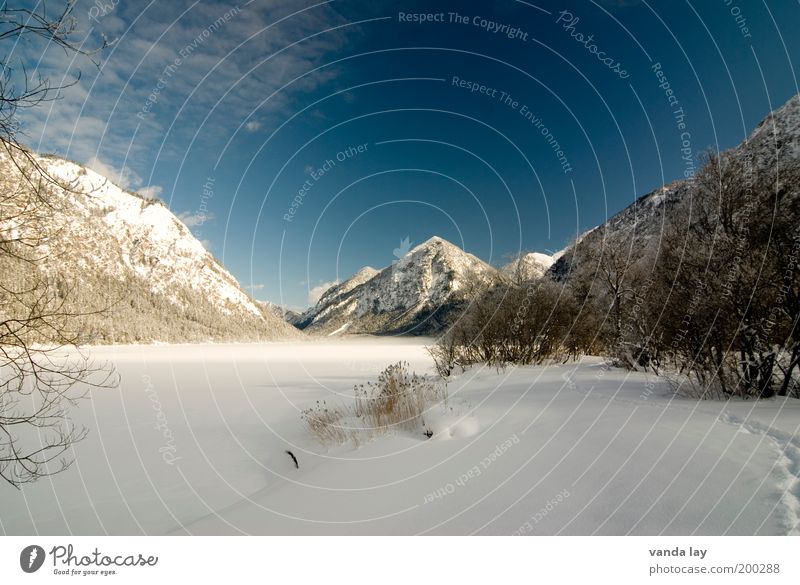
xmin=653 ymin=150 xmax=800 ymax=398
xmin=1 ymin=0 xmax=106 ymax=181
xmin=1 ymin=1 xmax=113 ymax=489
xmin=562 ymin=228 xmax=660 ymax=371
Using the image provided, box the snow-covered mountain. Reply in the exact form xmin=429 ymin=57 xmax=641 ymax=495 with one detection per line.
xmin=258 ymin=299 xmax=305 ymax=325
xmin=551 ymin=93 xmax=800 ymax=278
xmin=294 ymin=266 xmax=379 ymax=330
xmin=0 ymin=151 xmax=298 ymax=343
xmin=299 ymin=237 xmax=497 ymax=335
xmin=549 ymin=179 xmax=691 ymax=279
xmin=502 ymin=252 xmax=555 ymax=281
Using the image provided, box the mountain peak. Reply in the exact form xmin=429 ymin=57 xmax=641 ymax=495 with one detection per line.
xmin=298 ymin=236 xmax=497 ymax=335
xmin=407 ymin=235 xmax=466 ymax=255
xmin=551 ymin=91 xmax=800 ymax=280
xmin=746 ymin=92 xmax=800 ymax=156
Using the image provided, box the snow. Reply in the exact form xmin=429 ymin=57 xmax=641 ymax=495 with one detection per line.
xmin=327 ymin=323 xmax=351 ymax=336
xmin=2 ymin=339 xmax=799 ymax=535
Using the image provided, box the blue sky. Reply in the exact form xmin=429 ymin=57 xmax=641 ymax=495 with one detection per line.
xmin=13 ymin=0 xmax=800 ymax=309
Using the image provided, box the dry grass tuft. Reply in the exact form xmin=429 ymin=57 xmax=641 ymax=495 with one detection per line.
xmin=301 ymin=362 xmax=446 ymax=446
xmin=300 ymin=400 xmax=352 ymax=445
xmin=354 ymin=361 xmax=446 ymax=432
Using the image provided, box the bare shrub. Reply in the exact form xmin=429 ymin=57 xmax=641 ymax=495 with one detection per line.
xmin=431 ymin=277 xmax=593 ymax=375
xmin=554 ymin=146 xmax=800 ymax=400
xmin=664 ymin=370 xmax=731 ymax=401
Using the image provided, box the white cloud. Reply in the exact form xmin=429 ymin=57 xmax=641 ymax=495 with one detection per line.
xmin=245 ymin=120 xmax=261 ymax=132
xmin=138 ymin=185 xmax=163 ymax=199
xmin=308 ymin=280 xmax=338 ymax=305
xmin=177 ymin=210 xmax=214 ymax=227
xmin=246 ymin=283 xmax=265 ymax=292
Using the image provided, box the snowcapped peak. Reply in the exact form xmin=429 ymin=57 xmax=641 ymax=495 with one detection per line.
xmin=410 ymin=235 xmax=458 ymax=253
xmin=298 ymin=265 xmax=382 ymax=327
xmin=420 ymin=235 xmax=446 ymax=246
xmin=298 ymin=236 xmax=497 ymax=335
xmin=403 ymin=236 xmax=486 ymax=267
xmin=502 ymin=252 xmax=555 ymax=281
xmin=524 ymin=252 xmax=555 ymax=265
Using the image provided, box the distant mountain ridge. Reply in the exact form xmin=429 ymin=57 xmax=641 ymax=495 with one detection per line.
xmin=9 ymin=94 xmax=797 ymax=343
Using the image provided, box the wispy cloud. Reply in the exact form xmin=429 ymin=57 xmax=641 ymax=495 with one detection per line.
xmin=17 ymin=0 xmax=353 ymax=180
xmin=86 ymin=156 xmax=142 ymax=190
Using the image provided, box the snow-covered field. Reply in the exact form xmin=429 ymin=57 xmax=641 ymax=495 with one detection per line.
xmin=2 ymin=338 xmax=799 ymax=535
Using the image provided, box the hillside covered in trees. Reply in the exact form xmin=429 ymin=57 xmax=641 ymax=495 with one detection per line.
xmin=433 ymin=94 xmax=800 ymax=400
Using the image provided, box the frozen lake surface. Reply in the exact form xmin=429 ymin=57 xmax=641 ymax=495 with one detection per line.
xmin=2 ymin=338 xmax=799 ymax=535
